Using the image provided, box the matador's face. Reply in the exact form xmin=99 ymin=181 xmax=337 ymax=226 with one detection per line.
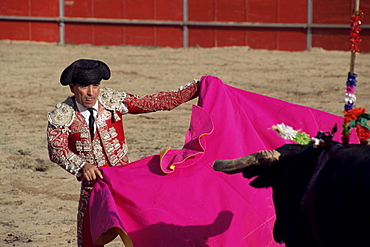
xmin=69 ymin=83 xmax=100 ymax=108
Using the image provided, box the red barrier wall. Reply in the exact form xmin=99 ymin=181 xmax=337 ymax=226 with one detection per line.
xmin=0 ymin=0 xmax=59 ymax=42
xmin=0 ymin=0 xmax=369 ymax=52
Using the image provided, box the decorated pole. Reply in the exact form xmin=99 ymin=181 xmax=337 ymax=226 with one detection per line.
xmin=342 ymin=0 xmax=368 ymax=145
xmin=274 ymin=1 xmax=368 ymax=148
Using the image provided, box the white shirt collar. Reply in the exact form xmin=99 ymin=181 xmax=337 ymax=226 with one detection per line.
xmin=76 ymin=100 xmax=98 ymax=112
xmin=75 ymin=100 xmax=98 ymax=125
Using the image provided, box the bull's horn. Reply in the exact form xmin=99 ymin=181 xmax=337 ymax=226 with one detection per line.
xmin=213 ymin=150 xmax=280 ymax=174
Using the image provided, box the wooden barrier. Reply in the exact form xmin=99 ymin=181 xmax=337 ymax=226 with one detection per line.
xmin=0 ymin=0 xmax=369 ymax=52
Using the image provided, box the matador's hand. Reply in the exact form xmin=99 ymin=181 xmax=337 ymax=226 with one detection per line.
xmin=82 ymin=163 xmax=104 ymax=181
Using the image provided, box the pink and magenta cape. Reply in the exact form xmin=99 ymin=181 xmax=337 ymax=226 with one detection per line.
xmin=89 ymin=76 xmax=355 ymax=246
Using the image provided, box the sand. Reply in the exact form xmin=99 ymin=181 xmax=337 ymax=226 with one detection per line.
xmin=0 ymin=40 xmax=369 ymax=246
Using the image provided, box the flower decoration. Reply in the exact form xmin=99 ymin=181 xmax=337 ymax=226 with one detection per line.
xmin=272 ymin=123 xmax=338 ymax=148
xmin=342 ymin=107 xmax=370 ymax=144
xmin=272 ymin=123 xmax=311 ymax=145
xmin=344 ymin=72 xmax=357 ymax=111
xmin=349 ymin=9 xmax=364 ymax=52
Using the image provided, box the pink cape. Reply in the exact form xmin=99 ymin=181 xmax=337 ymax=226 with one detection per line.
xmin=89 ymin=76 xmax=355 ymax=246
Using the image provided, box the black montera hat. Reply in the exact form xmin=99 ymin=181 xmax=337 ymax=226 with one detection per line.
xmin=60 ymin=59 xmax=111 ymax=86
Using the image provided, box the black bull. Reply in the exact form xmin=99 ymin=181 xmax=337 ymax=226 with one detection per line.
xmin=213 ymin=143 xmax=370 ymax=247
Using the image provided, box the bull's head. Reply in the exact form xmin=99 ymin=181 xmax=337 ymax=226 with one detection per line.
xmin=213 ymin=149 xmax=280 ymax=188
xmin=213 ymin=144 xmax=307 ymax=187
xmin=213 ymin=144 xmax=317 ymax=246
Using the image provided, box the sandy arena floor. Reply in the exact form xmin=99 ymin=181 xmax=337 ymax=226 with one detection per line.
xmin=0 ymin=40 xmax=369 ymax=246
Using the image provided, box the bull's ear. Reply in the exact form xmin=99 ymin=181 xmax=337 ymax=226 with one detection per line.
xmin=248 ymin=174 xmax=273 ymax=188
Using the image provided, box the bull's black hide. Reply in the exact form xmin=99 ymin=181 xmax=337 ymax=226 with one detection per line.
xmin=215 ymin=144 xmax=370 ymax=247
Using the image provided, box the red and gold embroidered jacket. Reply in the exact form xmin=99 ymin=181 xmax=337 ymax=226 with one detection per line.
xmin=47 ymin=81 xmax=199 ymax=176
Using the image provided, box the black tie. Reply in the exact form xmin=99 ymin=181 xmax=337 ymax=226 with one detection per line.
xmin=88 ymin=108 xmax=95 ymax=139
